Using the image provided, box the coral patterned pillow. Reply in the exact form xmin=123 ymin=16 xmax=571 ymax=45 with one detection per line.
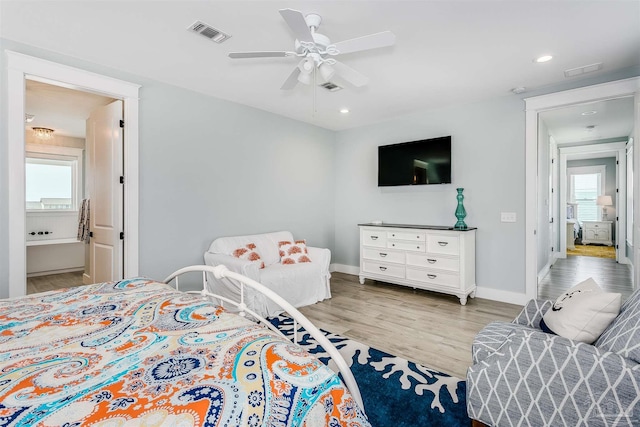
xmin=279 ymin=240 xmax=312 ymax=265
xmin=232 ymin=243 xmax=265 ymax=269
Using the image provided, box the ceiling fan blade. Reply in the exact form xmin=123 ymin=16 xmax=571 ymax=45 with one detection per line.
xmin=281 ymin=67 xmax=301 ymax=90
xmin=279 ymin=8 xmax=314 ymax=43
xmin=331 ymin=31 xmax=396 ymax=55
xmin=332 ymin=61 xmax=370 ymax=87
xmin=229 ymin=51 xmax=293 ymax=59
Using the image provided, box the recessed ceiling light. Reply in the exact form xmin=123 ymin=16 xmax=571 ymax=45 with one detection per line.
xmin=511 ymin=87 xmax=526 ymax=94
xmin=340 ymin=108 xmax=350 ymax=114
xmin=534 ymin=55 xmax=553 ymax=63
xmin=581 ymin=110 xmax=597 ymax=116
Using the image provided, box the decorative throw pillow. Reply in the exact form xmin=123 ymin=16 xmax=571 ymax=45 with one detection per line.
xmin=231 ymin=243 xmax=265 ymax=269
xmin=540 ymin=278 xmax=621 ymax=343
xmin=279 ymin=240 xmax=312 ymax=265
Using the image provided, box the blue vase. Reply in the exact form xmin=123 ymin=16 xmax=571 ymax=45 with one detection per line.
xmin=454 ymin=188 xmax=468 ymax=230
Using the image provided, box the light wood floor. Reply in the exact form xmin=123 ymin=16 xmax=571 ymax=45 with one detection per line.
xmin=299 ymin=273 xmax=522 ymax=379
xmin=538 ymin=255 xmax=634 ymax=301
xmin=27 ymin=271 xmax=84 ymax=294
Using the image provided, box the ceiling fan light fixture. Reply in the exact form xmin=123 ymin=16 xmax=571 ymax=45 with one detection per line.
xmin=319 ymin=62 xmax=335 ymax=82
xmin=298 ymin=57 xmax=314 ymax=73
xmin=297 ymin=70 xmax=312 ymax=85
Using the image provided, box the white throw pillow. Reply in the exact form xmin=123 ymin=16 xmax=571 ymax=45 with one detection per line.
xmin=541 ymin=278 xmax=621 ymax=343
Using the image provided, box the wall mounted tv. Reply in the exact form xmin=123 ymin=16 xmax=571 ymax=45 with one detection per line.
xmin=378 ymin=136 xmax=452 ymax=187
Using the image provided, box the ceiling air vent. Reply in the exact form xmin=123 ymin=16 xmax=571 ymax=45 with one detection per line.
xmin=564 ymin=62 xmax=603 ymax=78
xmin=319 ymin=82 xmax=343 ymax=92
xmin=188 ymin=21 xmax=230 ymax=43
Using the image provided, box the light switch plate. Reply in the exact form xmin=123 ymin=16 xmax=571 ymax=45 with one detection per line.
xmin=501 ymin=212 xmax=517 ymax=223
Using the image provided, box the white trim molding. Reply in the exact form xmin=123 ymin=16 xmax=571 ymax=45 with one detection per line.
xmin=330 ymin=264 xmax=360 ymax=276
xmin=6 ymin=51 xmax=141 ymax=298
xmin=525 ymin=76 xmax=640 ymax=300
xmin=473 ymin=286 xmax=529 ymax=306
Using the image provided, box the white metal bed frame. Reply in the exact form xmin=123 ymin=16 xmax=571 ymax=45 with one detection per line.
xmin=164 ymin=264 xmax=364 ymax=411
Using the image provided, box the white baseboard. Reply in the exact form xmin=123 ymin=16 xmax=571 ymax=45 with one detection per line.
xmin=537 ymin=263 xmax=551 ymax=283
xmin=330 ymin=263 xmax=360 ymax=275
xmin=83 ymin=273 xmax=92 ymax=285
xmin=330 ymin=263 xmax=529 ymax=305
xmin=474 ymin=287 xmax=530 ymax=306
xmin=27 ymin=267 xmax=84 ymax=278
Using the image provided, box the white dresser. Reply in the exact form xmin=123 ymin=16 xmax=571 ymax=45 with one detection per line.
xmin=358 ymin=224 xmax=476 ymax=305
xmin=581 ymin=220 xmax=613 ymax=246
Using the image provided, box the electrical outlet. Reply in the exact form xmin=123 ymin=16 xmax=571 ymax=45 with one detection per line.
xmin=501 ymin=212 xmax=517 ymax=223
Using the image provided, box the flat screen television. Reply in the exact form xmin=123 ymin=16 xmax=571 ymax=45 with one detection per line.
xmin=378 ymin=136 xmax=452 ymax=186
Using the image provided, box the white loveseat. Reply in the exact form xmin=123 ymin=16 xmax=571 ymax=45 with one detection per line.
xmin=203 ymin=231 xmax=331 ymax=317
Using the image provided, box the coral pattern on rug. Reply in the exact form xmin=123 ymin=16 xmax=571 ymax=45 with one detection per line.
xmin=269 ymin=315 xmax=469 ymax=427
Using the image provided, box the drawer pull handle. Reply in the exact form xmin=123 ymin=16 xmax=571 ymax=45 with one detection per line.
xmin=379 ymin=253 xmax=388 ymax=257
xmin=371 ymin=236 xmax=379 ymax=240
xmin=391 ymin=233 xmax=395 ymax=237
xmin=427 ymin=274 xmax=437 ymax=279
xmin=438 ymin=241 xmax=448 ymax=246
xmin=427 ymin=259 xmax=437 ymax=264
xmin=379 ymin=266 xmax=387 ymax=271
xmin=392 ymin=244 xmax=395 ymax=247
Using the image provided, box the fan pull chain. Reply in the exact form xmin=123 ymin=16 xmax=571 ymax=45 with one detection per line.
xmin=312 ymin=66 xmax=317 ymax=117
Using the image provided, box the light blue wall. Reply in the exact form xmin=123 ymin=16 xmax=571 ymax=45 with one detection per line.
xmin=1 ymin=37 xmax=639 ymax=298
xmin=333 ymin=96 xmax=526 ymax=293
xmin=332 ymin=68 xmax=640 ymax=294
xmin=0 ymin=39 xmax=336 ymax=297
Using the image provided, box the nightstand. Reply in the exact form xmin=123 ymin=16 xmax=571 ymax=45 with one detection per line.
xmin=581 ymin=220 xmax=613 ymax=246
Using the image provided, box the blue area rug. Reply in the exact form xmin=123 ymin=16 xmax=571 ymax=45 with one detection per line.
xmin=268 ymin=315 xmax=470 ymax=427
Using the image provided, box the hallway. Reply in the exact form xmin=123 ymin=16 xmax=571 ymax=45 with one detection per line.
xmin=538 ymin=255 xmax=634 ymax=301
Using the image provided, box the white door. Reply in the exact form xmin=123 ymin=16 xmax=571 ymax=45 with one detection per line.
xmin=86 ymin=100 xmax=124 ymax=283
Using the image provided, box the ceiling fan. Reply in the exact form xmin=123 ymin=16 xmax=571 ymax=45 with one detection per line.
xmin=229 ymin=9 xmax=396 ymax=90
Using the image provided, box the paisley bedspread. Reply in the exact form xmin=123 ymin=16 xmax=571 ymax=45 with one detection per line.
xmin=0 ymin=278 xmax=370 ymax=426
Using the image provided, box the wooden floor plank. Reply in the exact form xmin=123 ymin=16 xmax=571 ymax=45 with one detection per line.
xmin=538 ymin=255 xmax=634 ymax=300
xmin=300 ymin=273 xmax=522 ymax=378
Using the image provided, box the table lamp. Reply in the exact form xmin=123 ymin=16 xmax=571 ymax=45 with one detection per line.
xmin=597 ymin=195 xmax=613 ymax=221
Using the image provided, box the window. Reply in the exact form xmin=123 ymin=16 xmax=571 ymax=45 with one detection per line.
xmin=25 ymin=145 xmax=83 ymax=212
xmin=567 ymin=165 xmax=605 ymax=222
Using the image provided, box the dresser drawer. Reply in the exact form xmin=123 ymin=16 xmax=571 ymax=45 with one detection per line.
xmin=406 ymin=267 xmax=459 ymax=288
xmin=363 ymin=261 xmax=405 ymax=279
xmin=406 ymin=253 xmax=459 ymax=272
xmin=362 ymin=229 xmax=387 ymax=248
xmin=362 ymin=248 xmax=404 ymax=264
xmin=427 ymin=234 xmax=459 ymax=255
xmin=388 ymin=241 xmax=425 ymax=252
xmin=387 ymin=231 xmax=426 ymax=242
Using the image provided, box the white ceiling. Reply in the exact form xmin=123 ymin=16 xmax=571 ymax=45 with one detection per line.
xmin=540 ymin=97 xmax=635 ymax=145
xmin=26 ymin=80 xmax=114 ymax=138
xmin=2 ymin=1 xmax=639 ymax=131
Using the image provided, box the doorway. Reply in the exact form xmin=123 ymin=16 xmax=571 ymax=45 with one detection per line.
xmin=24 ymin=80 xmax=121 ymax=293
xmin=525 ymin=77 xmax=640 ymax=301
xmin=6 ymin=51 xmax=140 ymax=298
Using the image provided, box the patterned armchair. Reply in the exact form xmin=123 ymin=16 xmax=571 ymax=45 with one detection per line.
xmin=467 ymin=289 xmax=640 ymax=426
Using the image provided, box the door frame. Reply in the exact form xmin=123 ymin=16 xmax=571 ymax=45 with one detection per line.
xmin=7 ymin=51 xmax=140 ymax=298
xmin=525 ymin=76 xmax=640 ymax=300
